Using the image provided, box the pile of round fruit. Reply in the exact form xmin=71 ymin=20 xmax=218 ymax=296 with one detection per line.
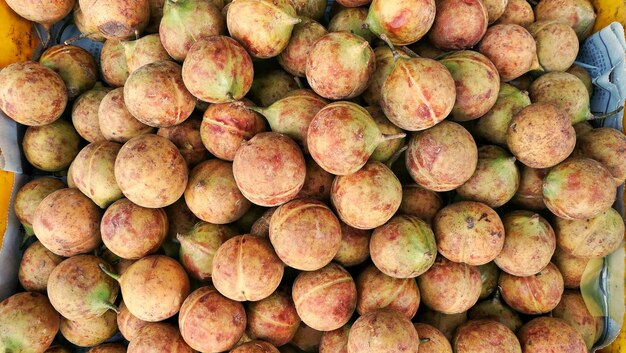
xmin=0 ymin=0 xmax=624 ymax=352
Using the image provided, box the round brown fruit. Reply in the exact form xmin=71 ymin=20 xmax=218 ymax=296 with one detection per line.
xmin=552 ymin=290 xmax=597 ymax=349
xmin=453 ymin=320 xmax=521 ymax=353
xmin=467 ymin=292 xmax=523 ymax=332
xmin=477 ymin=262 xmax=500 ymax=299
xmin=248 ymin=69 xmax=299 ymax=108
xmin=117 ymin=300 xmax=149 ymax=341
xmin=269 ymin=199 xmax=341 ymax=271
xmin=39 ymin=44 xmax=98 ymax=99
xmin=87 ymin=344 xmax=127 ymax=353
xmin=0 ymin=61 xmax=67 ymax=126
xmin=32 ymin=188 xmax=102 ymax=257
xmin=278 ymin=18 xmax=327 ymax=77
xmin=72 ymin=84 xmax=111 ymax=143
xmin=212 ymin=235 xmax=284 ymax=301
xmin=98 ymin=87 xmax=154 ymax=143
xmin=157 ymin=117 xmax=209 ymax=168
xmin=528 ymin=20 xmax=579 ymax=72
xmin=79 ymin=0 xmax=150 ymax=40
xmin=13 ymin=177 xmax=65 ymax=237
xmin=499 ymin=262 xmax=564 ymax=315
xmin=428 ymin=0 xmax=488 ymax=50
xmin=478 ymin=24 xmax=539 ymax=81
xmin=399 ymin=184 xmax=443 ymax=224
xmin=48 ymin=255 xmax=118 ymax=320
xmin=334 ymin=222 xmax=371 ymax=267
xmin=577 ymin=127 xmax=626 ymax=185
xmin=434 ymin=201 xmax=505 ymax=266
xmin=552 ymin=247 xmax=589 ymax=289
xmin=356 ymin=264 xmax=420 ymax=319
xmin=18 ymin=241 xmax=64 ymax=292
xmin=534 ymin=0 xmax=596 ymax=40
xmin=495 ymin=211 xmax=556 ymax=276
xmin=518 ymin=317 xmax=587 ymax=353
xmin=511 ymin=165 xmax=548 ymax=210
xmin=178 ymin=286 xmax=246 ymax=353
xmin=22 ymin=119 xmax=81 ymax=172
xmin=177 ymin=221 xmax=236 ymax=281
xmin=293 ymin=263 xmax=357 ymax=331
xmin=347 ymin=309 xmax=420 ymax=353
xmin=365 ymin=0 xmax=436 ymax=46
xmin=232 ymin=341 xmax=280 ymax=353
xmin=331 ymin=161 xmax=402 ymax=230
xmin=100 ymin=40 xmax=129 ymax=87
xmin=290 ymin=323 xmax=323 ymax=352
xmin=128 ymin=323 xmax=193 ymax=353
xmin=60 ymin=310 xmax=118 ymax=347
xmin=72 ymin=142 xmax=123 ymax=208
xmin=247 ymin=290 xmax=301 ymax=347
xmin=319 ymin=324 xmax=350 ymax=353
xmin=0 ymin=292 xmax=60 ymax=353
xmin=413 ymin=323 xmax=452 ymax=353
xmin=495 ymin=0 xmax=534 ymax=27
xmin=417 ymin=256 xmax=482 ymax=314
xmin=297 ymin=158 xmax=335 ymax=201
xmin=114 ymin=134 xmax=188 ymax=208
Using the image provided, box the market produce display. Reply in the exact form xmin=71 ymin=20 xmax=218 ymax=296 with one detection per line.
xmin=0 ymin=0 xmax=625 ymax=352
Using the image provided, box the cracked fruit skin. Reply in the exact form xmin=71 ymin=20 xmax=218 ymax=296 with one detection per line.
xmin=380 ymin=57 xmax=456 ymax=131
xmin=356 ymin=264 xmax=420 ymax=319
xmin=182 ymin=36 xmax=253 ymax=103
xmin=226 ymin=0 xmax=300 ymax=59
xmin=365 ymin=0 xmax=435 ymax=46
xmin=306 ymin=32 xmax=375 ymax=100
xmin=499 ymin=262 xmax=564 ymax=315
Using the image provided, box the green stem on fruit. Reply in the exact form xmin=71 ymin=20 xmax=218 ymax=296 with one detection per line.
xmin=493 ymin=288 xmax=502 ymax=302
xmin=385 ymin=145 xmax=408 ymax=169
xmin=19 ymin=233 xmax=33 ymax=250
xmin=381 ymin=132 xmax=407 ymax=142
xmin=400 ymin=46 xmax=419 ymax=58
xmin=294 ymin=76 xmax=304 ymax=89
xmin=103 ymin=302 xmax=120 ymax=314
xmin=420 ymin=338 xmax=431 ymax=344
xmin=99 ymin=263 xmax=121 ymax=281
xmin=379 ymin=33 xmax=400 ymax=60
xmin=588 ymin=106 xmax=624 ymax=120
xmin=64 ymin=33 xmax=88 ymax=45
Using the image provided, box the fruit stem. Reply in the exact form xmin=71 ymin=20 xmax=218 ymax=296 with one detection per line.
xmin=246 ymin=105 xmax=266 ymax=116
xmin=379 ymin=33 xmax=400 ymax=60
xmin=588 ymin=106 xmax=624 ymax=120
xmin=103 ymin=302 xmax=120 ymax=314
xmin=493 ymin=288 xmax=502 ymax=302
xmin=20 ymin=233 xmax=33 ymax=250
xmin=99 ymin=263 xmax=121 ymax=281
xmin=400 ymin=46 xmax=419 ymax=58
xmin=385 ymin=145 xmax=408 ymax=169
xmin=294 ymin=76 xmax=304 ymax=89
xmin=64 ymin=33 xmax=88 ymax=45
xmin=420 ymin=338 xmax=431 ymax=344
xmin=381 ymin=132 xmax=407 ymax=142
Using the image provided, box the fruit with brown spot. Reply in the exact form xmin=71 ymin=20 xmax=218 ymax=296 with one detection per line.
xmin=278 ymin=18 xmax=328 ymax=77
xmin=495 ymin=0 xmax=534 ymax=27
xmin=398 ymin=184 xmax=443 ymax=224
xmin=18 ymin=241 xmax=64 ymax=292
xmin=319 ymin=325 xmax=350 ymax=353
xmin=269 ymin=198 xmax=341 ymax=271
xmin=39 ymin=44 xmax=98 ymax=99
xmin=117 ymin=301 xmax=148 ymax=341
xmin=79 ymin=0 xmax=150 ymax=40
xmin=329 ymin=7 xmax=376 ymax=43
xmin=478 ymin=24 xmax=539 ymax=81
xmin=177 ymin=221 xmax=236 ymax=281
xmin=362 ymin=47 xmax=410 ymax=107
xmin=356 ymin=264 xmax=420 ymax=319
xmin=128 ymin=323 xmax=193 ymax=353
xmin=528 ymin=20 xmax=579 ymax=72
xmin=121 ymin=34 xmax=172 ymax=74
xmin=534 ymin=0 xmax=596 ymax=40
xmin=297 ymin=158 xmax=335 ymax=201
xmin=552 ymin=247 xmax=589 ymax=288
xmin=365 ymin=0 xmax=435 ymax=46
xmin=334 ymin=222 xmax=371 ymax=267
xmin=291 ymin=0 xmax=327 ymax=20
xmin=552 ymin=290 xmax=597 ymax=349
xmin=429 ymin=0 xmax=488 ymax=50
xmin=60 ymin=310 xmax=118 ymax=347
xmin=413 ymin=323 xmax=452 ymax=353
xmin=178 ymin=287 xmax=246 ymax=352
xmin=499 ymin=262 xmax=564 ymax=315
xmin=518 ymin=317 xmax=587 ymax=353
xmin=22 ymin=119 xmax=80 ymax=172
xmin=454 ymin=320 xmax=521 ymax=353
xmin=14 ymin=177 xmax=65 ymax=237
xmin=577 ymin=127 xmax=626 ymax=185
xmin=98 ymin=88 xmax=155 ymax=143
xmin=347 ymin=309 xmax=420 ymax=353
xmin=417 ymin=257 xmax=482 ymax=314
xmin=417 ymin=308 xmax=468 ymax=341
xmin=157 ymin=117 xmax=209 ymax=168
xmin=100 ymin=40 xmax=129 ymax=87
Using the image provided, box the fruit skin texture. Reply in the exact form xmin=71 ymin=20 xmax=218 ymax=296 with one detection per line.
xmin=100 ymin=198 xmax=168 ymax=259
xmin=178 ymin=286 xmax=246 ymax=353
xmin=483 ymin=0 xmax=508 ymax=23
xmin=114 ymin=134 xmax=188 ymax=208
xmin=518 ymin=317 xmax=587 ymax=353
xmin=121 ymin=33 xmax=173 ymax=73
xmin=495 ymin=211 xmax=556 ymax=277
xmin=233 ymin=132 xmax=306 ymax=207
xmin=59 ymin=310 xmax=118 ymax=347
xmin=528 ymin=20 xmax=579 ymax=73
xmin=495 ymin=0 xmax=534 ymax=27
xmin=291 ymin=0 xmax=327 ymax=20
xmin=13 ymin=177 xmax=65 ymax=236
xmin=362 ymin=47 xmax=410 ymax=107
xmin=499 ymin=262 xmax=564 ymax=315
xmin=72 ymin=85 xmax=111 ymax=143
xmin=5 ymin=0 xmax=74 ymax=25
xmin=100 ymin=40 xmax=129 ymax=87
xmin=18 ymin=241 xmax=64 ymax=292
xmin=117 ymin=301 xmax=148 ymax=341
xmin=278 ymin=18 xmax=327 ymax=77
xmin=511 ymin=166 xmax=548 ymax=210
xmin=212 ymin=234 xmax=284 ymax=302
xmin=356 ymin=265 xmax=420 ymax=319
xmin=331 ymin=161 xmax=402 ymax=230
xmin=477 ymin=262 xmax=500 ymax=299
xmin=227 ymin=0 xmax=300 ymax=59
xmin=99 ymin=87 xmax=155 ymax=143
xmin=182 ymin=36 xmax=254 ymax=103
xmin=201 ymin=99 xmax=266 ymax=161
xmin=116 ymin=255 xmax=190 ymax=322
xmin=433 ymin=201 xmax=505 ymax=266
xmin=453 ymin=320 xmax=521 ymax=353
xmin=297 ymin=157 xmax=335 ymax=201
xmin=418 ymin=257 xmax=482 ymax=314
xmin=79 ymin=0 xmax=150 ymax=40
xmin=23 ymin=119 xmax=81 ymax=172
xmin=399 ymin=184 xmax=444 ymax=224
xmin=0 ymin=292 xmax=60 ymax=353
xmin=159 ymin=0 xmax=226 ymax=61
xmin=329 ymin=8 xmax=376 ymax=43
xmin=507 ymin=103 xmax=576 ymax=169
xmin=428 ymin=0 xmax=489 ymax=50
xmin=417 ymin=309 xmax=468 ymax=342
xmin=567 ymin=64 xmax=593 ymax=96
xmin=32 ymin=188 xmax=102 ymax=257
xmin=334 ymin=222 xmax=371 ymax=267
xmin=184 ymin=159 xmax=251 ymax=224
xmin=381 ymin=57 xmax=456 ymax=131
xmin=529 ymin=71 xmax=593 ymax=124
xmin=365 ymin=0 xmax=435 ymax=46
xmin=554 ymin=208 xmax=625 ymax=258
xmin=552 ymin=247 xmax=589 ymax=289
xmin=306 ymin=32 xmax=375 ymax=100
xmin=48 ymin=255 xmax=118 ymax=321
xmin=552 ymin=291 xmax=597 ymax=349
xmin=543 ymin=157 xmax=617 ymax=220
xmin=232 ymin=341 xmax=280 ymax=353
xmin=292 ymin=263 xmax=357 ymax=331
xmin=124 ymin=60 xmax=196 ymax=128
xmin=246 ymin=290 xmax=301 ymax=347
xmin=413 ymin=323 xmax=452 ymax=353
xmin=248 ymin=69 xmax=299 ymax=108
xmin=367 ymin=106 xmax=406 ymax=163
xmin=406 ymin=121 xmax=478 ymax=192
xmin=39 ymin=44 xmax=98 ymax=100
xmin=177 ymin=222 xmax=236 ymax=281
xmin=72 ymin=142 xmax=123 ymax=209
xmin=456 ymin=146 xmax=520 ymax=208
xmin=290 ymin=323 xmax=323 ymax=352
xmin=478 ymin=24 xmax=539 ymax=82
xmin=157 ymin=117 xmax=208 ymax=168
xmin=467 ymin=294 xmax=523 ymax=332
xmin=577 ymin=127 xmax=626 ymax=185
xmin=319 ymin=325 xmax=350 ymax=353
xmin=0 ymin=61 xmax=67 ymax=126
xmin=269 ymin=198 xmax=342 ymax=271
xmin=370 ymin=215 xmax=437 ymax=278
xmin=439 ymin=50 xmax=500 ymax=121
xmin=473 ymin=83 xmax=531 ymax=147
xmin=535 ymin=0 xmax=596 ymax=40
xmin=128 ymin=322 xmax=193 ymax=353
xmin=87 ymin=343 xmax=127 ymax=353
xmin=347 ymin=309 xmax=420 ymax=353
xmin=307 ymin=101 xmax=395 ymax=176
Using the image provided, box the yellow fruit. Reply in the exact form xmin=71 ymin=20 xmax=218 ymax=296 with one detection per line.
xmin=591 ymin=0 xmax=626 ymax=34
xmin=0 ymin=170 xmax=14 ymax=250
xmin=0 ymin=0 xmax=38 ymax=68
